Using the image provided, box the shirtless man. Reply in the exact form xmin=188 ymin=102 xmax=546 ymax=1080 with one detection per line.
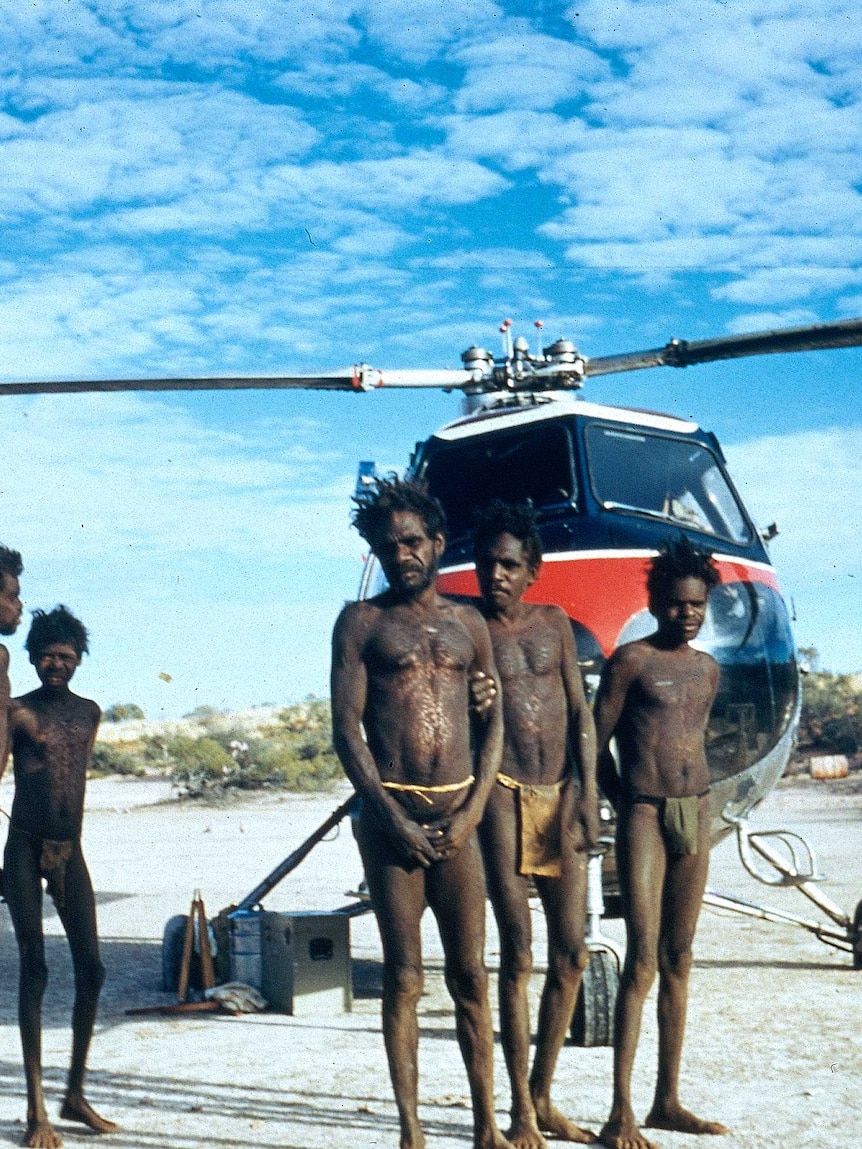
xmin=1 ymin=606 xmax=117 ymax=1148
xmin=331 ymin=477 xmax=511 ymax=1149
xmin=0 ymin=544 xmax=23 ymax=785
xmin=593 ymin=542 xmax=729 ymax=1149
xmin=473 ymin=502 xmax=599 ymax=1149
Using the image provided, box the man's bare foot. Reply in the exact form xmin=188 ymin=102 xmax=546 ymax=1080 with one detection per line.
xmin=505 ymin=1113 xmax=548 ymax=1149
xmin=23 ymin=1120 xmax=63 ymax=1149
xmin=59 ymin=1095 xmax=118 ymax=1135
xmin=598 ymin=1112 xmax=658 ymax=1149
xmin=533 ymin=1098 xmax=597 ymax=1143
xmin=475 ymin=1128 xmax=516 ymax=1149
xmin=644 ymin=1106 xmax=728 ymax=1136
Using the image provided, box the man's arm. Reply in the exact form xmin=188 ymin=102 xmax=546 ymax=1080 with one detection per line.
xmin=0 ymin=646 xmax=9 ymax=785
xmin=434 ymin=605 xmax=503 ymax=857
xmin=592 ymin=646 xmax=642 ymax=808
xmin=330 ymin=604 xmax=440 ymax=867
xmin=557 ymin=610 xmax=600 ymax=850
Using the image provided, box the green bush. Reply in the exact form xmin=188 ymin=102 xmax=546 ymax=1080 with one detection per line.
xmin=104 ymin=702 xmax=146 ymax=722
xmin=89 ymin=743 xmax=146 ymax=777
xmin=165 ymin=699 xmax=343 ymax=797
xmin=798 ymin=669 xmax=862 ymax=756
xmin=166 ymin=735 xmax=235 ymax=797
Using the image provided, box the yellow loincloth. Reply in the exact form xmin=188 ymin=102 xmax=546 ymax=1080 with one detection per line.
xmin=497 ymin=773 xmax=566 ymax=878
xmin=662 ymin=795 xmax=700 ymax=856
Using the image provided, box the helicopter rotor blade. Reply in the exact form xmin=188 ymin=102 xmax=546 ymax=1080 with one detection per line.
xmin=584 ymin=316 xmax=862 ymax=377
xmin=0 ymin=367 xmax=474 ymax=397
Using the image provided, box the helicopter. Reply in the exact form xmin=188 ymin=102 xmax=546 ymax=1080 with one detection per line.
xmin=3 ymin=313 xmax=861 ymax=1041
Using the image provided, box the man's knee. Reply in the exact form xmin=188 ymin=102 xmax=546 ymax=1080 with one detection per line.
xmin=19 ymin=943 xmax=49 ymax=997
xmin=74 ymin=953 xmax=106 ymax=996
xmin=623 ymin=946 xmax=658 ymax=995
xmin=548 ymin=938 xmax=589 ymax=984
xmin=445 ymin=960 xmax=489 ymax=1006
xmin=383 ymin=961 xmax=423 ymax=1004
xmin=500 ymin=933 xmax=533 ymax=983
xmin=659 ymin=940 xmax=693 ymax=981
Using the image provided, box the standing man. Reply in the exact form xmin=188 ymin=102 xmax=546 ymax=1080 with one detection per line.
xmin=473 ymin=502 xmax=599 ymax=1149
xmin=0 ymin=544 xmax=24 ymax=778
xmin=331 ymin=477 xmax=512 ymax=1149
xmin=2 ymin=606 xmax=117 ymax=1148
xmin=594 ymin=542 xmax=729 ymax=1149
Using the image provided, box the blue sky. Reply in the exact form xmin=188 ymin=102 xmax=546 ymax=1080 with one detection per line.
xmin=0 ymin=0 xmax=860 ymax=716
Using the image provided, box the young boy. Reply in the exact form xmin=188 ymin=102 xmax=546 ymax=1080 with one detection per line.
xmin=473 ymin=501 xmax=599 ymax=1149
xmin=1 ymin=606 xmax=117 ymax=1148
xmin=593 ymin=541 xmax=728 ymax=1149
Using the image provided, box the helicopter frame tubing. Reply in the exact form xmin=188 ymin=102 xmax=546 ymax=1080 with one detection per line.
xmin=704 ymin=807 xmax=862 ymax=967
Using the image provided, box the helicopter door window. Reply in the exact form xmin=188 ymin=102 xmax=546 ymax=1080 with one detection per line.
xmin=585 ymin=424 xmax=751 ymax=545
xmin=421 ymin=423 xmax=576 ymax=542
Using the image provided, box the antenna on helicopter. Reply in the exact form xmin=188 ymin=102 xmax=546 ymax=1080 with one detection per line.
xmin=499 ymin=318 xmax=514 ymax=359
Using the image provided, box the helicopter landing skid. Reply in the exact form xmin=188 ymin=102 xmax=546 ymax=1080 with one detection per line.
xmin=705 ymin=808 xmax=862 ymax=967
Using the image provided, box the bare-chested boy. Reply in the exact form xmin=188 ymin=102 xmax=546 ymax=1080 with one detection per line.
xmin=472 ymin=502 xmax=599 ymax=1149
xmin=1 ymin=606 xmax=117 ymax=1148
xmin=593 ymin=542 xmax=729 ymax=1149
xmin=331 ymin=477 xmax=512 ymax=1149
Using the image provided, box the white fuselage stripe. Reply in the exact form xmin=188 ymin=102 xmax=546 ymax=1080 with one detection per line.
xmin=440 ymin=549 xmax=775 ymax=575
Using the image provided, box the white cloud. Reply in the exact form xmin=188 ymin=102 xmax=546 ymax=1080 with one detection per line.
xmin=725 ymin=424 xmax=862 ymax=671
xmin=452 ymin=25 xmax=607 ymax=112
xmin=0 ymin=391 xmax=367 ymax=714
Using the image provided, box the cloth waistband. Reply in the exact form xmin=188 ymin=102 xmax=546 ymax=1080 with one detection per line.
xmin=381 ymin=775 xmax=474 ymax=806
xmin=497 ymin=773 xmax=573 ymax=795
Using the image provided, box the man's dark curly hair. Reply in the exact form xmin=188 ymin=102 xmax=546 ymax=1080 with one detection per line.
xmin=352 ymin=475 xmax=447 ymax=550
xmin=646 ymin=539 xmax=720 ymax=603
xmin=472 ymin=500 xmax=542 ymax=572
xmin=0 ymin=545 xmax=23 ymax=580
xmin=25 ymin=605 xmax=90 ymax=662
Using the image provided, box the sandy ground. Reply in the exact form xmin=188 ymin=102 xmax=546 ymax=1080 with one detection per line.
xmin=1 ymin=775 xmax=860 ymax=1149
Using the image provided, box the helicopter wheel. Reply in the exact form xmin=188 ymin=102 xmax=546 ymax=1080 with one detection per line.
xmin=570 ymin=947 xmax=619 ymax=1047
xmin=852 ymin=898 xmax=862 ymax=970
xmin=161 ymin=914 xmax=189 ymax=992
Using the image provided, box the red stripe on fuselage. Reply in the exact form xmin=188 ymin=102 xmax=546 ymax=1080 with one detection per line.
xmin=438 ymin=554 xmax=780 ymax=657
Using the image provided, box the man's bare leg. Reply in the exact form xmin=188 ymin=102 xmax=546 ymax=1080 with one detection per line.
xmin=428 ymin=833 xmax=513 ymax=1149
xmin=4 ymin=835 xmax=63 ymax=1148
xmin=56 ymin=848 xmax=117 ymax=1135
xmin=530 ymin=857 xmax=596 ymax=1144
xmin=481 ymin=790 xmax=547 ymax=1149
xmin=359 ymin=830 xmax=428 ymax=1149
xmin=644 ymin=804 xmax=727 ymax=1138
xmin=599 ymin=805 xmax=664 ymax=1149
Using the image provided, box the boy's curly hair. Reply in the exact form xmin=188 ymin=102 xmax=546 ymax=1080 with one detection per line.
xmin=25 ymin=605 xmax=90 ymax=662
xmin=472 ymin=499 xmax=542 ymax=571
xmin=646 ymin=539 xmax=720 ymax=602
xmin=0 ymin=545 xmax=23 ymax=580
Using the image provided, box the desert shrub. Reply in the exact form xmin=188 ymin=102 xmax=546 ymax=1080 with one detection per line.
xmin=255 ymin=739 xmax=342 ymax=791
xmin=275 ymin=697 xmax=331 ymax=735
xmin=166 ymin=735 xmax=235 ymax=797
xmin=164 ymin=703 xmax=342 ymax=796
xmin=798 ymin=669 xmax=862 ymax=756
xmin=89 ymin=743 xmax=146 ymax=777
xmin=104 ymin=702 xmax=146 ymax=723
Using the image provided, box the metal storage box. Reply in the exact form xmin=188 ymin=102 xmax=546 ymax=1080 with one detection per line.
xmin=261 ymin=910 xmax=352 ymax=1014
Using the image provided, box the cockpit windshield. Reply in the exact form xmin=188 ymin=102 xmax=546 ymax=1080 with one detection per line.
xmin=420 ymin=421 xmax=576 ymax=542
xmin=585 ymin=423 xmax=751 ymax=544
